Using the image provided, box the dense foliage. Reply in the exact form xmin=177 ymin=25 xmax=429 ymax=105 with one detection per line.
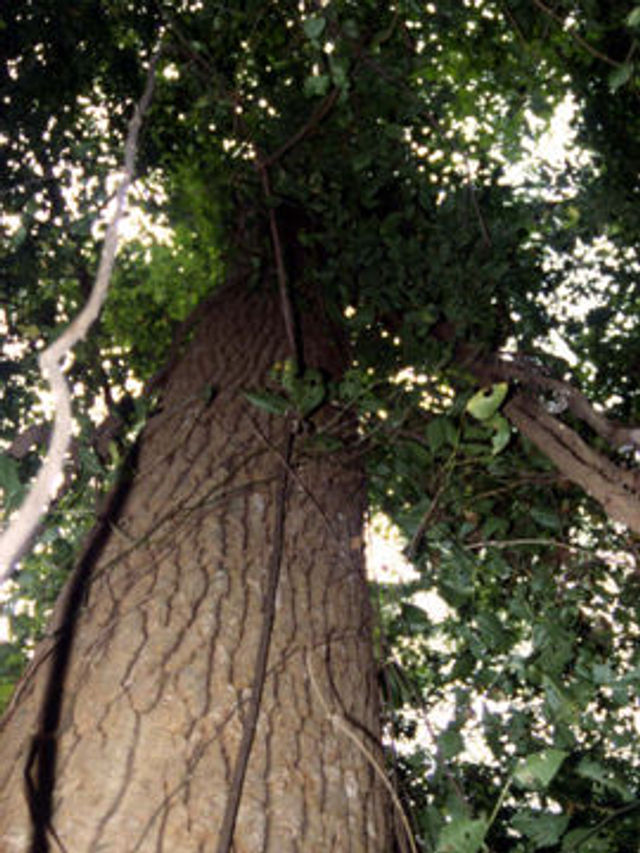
xmin=1 ymin=1 xmax=639 ymax=850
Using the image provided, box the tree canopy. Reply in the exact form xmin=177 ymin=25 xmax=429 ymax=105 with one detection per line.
xmin=1 ymin=1 xmax=640 ymax=850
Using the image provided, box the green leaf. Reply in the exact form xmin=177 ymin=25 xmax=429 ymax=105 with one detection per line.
xmin=562 ymin=827 xmax=613 ymax=852
xmin=466 ymin=383 xmax=509 ymax=421
xmin=476 ymin=612 xmax=509 ymax=650
xmin=627 ymin=7 xmax=640 ymax=28
xmin=287 ymin=368 xmax=327 ymax=416
xmin=302 ymin=16 xmax=326 ymax=41
xmin=488 ymin=413 xmax=511 ymax=455
xmin=243 ymin=390 xmax=290 ymax=416
xmin=303 ymin=74 xmax=331 ymax=98
xmin=608 ymin=62 xmax=634 ymax=92
xmin=401 ymin=601 xmax=431 ymax=632
xmin=426 ymin=417 xmax=449 ymax=452
xmin=329 ymin=56 xmax=350 ymax=90
xmin=512 ymin=811 xmax=570 ymax=848
xmin=436 ymin=818 xmax=487 ymax=853
xmin=514 ymin=748 xmax=567 ymax=790
xmin=575 ymin=757 xmax=634 ymax=802
xmin=529 ymin=506 xmax=561 ymax=530
xmin=438 ymin=729 xmax=464 ymax=760
xmin=0 ymin=455 xmax=24 ymax=515
xmin=304 ymin=433 xmax=343 ymax=453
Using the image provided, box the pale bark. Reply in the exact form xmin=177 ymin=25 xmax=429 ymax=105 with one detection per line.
xmin=0 ymin=285 xmax=391 ymax=851
xmin=435 ymin=324 xmax=640 ymax=534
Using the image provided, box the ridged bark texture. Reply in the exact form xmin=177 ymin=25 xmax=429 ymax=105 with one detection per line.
xmin=0 ymin=285 xmax=391 ymax=851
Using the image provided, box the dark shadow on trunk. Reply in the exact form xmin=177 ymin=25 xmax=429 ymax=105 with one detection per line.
xmin=26 ymin=442 xmax=141 ymax=853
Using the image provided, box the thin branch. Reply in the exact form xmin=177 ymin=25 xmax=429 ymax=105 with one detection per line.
xmin=0 ymin=49 xmax=161 ymax=582
xmin=257 ymin=163 xmax=300 ymax=362
xmin=382 ymin=651 xmax=471 ymax=815
xmin=530 ymin=0 xmax=624 ymax=68
xmin=466 ymin=537 xmax=587 ymax=554
xmin=306 ymin=649 xmax=419 ymax=853
xmin=215 ymin=426 xmax=294 ymax=853
xmin=253 ymin=84 xmax=341 ymax=363
xmin=497 ymin=0 xmax=529 ymax=48
xmin=261 ymin=87 xmax=340 ymax=168
xmin=408 ymin=439 xmax=461 ymax=558
xmin=407 ymin=480 xmax=448 ymax=559
xmin=563 ymin=799 xmax=640 ymax=851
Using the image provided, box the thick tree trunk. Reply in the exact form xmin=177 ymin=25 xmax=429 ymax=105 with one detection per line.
xmin=0 ymin=285 xmax=391 ymax=851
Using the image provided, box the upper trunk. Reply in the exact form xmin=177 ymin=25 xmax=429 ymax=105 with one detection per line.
xmin=0 ymin=284 xmax=392 ymax=851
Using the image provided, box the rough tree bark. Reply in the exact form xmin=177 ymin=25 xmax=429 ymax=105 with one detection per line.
xmin=0 ymin=284 xmax=391 ymax=851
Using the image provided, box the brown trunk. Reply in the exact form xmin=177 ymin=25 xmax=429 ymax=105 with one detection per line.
xmin=0 ymin=285 xmax=391 ymax=851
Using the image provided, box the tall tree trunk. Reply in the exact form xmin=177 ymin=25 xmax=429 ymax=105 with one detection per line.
xmin=0 ymin=285 xmax=391 ymax=851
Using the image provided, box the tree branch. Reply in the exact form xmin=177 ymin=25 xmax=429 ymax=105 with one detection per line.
xmin=530 ymin=0 xmax=624 ymax=69
xmin=0 ymin=49 xmax=161 ymax=582
xmin=432 ymin=324 xmax=640 ymax=532
xmin=506 ymin=392 xmax=640 ymax=534
xmin=481 ymin=353 xmax=640 ymax=451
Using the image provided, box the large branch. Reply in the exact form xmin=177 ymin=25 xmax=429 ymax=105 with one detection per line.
xmin=471 ymin=348 xmax=640 ymax=533
xmin=481 ymin=353 xmax=640 ymax=451
xmin=505 ymin=392 xmax=640 ymax=534
xmin=0 ymin=50 xmax=161 ymax=582
xmin=433 ymin=324 xmax=640 ymax=532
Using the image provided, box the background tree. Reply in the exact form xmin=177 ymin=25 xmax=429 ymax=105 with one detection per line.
xmin=0 ymin=1 xmax=639 ymax=850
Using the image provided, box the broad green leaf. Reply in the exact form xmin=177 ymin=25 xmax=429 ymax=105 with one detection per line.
xmin=438 ymin=729 xmax=464 ymax=760
xmin=530 ymin=506 xmax=561 ymax=530
xmin=512 ymin=811 xmax=570 ymax=848
xmin=592 ymin=662 xmax=613 ymax=684
xmin=400 ymin=601 xmax=431 ymax=632
xmin=329 ymin=56 xmax=350 ymax=89
xmin=514 ymin=748 xmax=567 ymax=790
xmin=466 ymin=383 xmax=509 ymax=421
xmin=576 ymin=757 xmax=634 ymax=802
xmin=543 ymin=676 xmax=578 ymax=723
xmin=562 ymin=827 xmax=613 ymax=852
xmin=0 ymin=455 xmax=24 ymax=514
xmin=627 ymin=7 xmax=640 ymax=28
xmin=304 ymin=74 xmax=331 ymax=97
xmin=426 ymin=417 xmax=449 ymax=452
xmin=436 ymin=818 xmax=487 ymax=853
xmin=302 ymin=16 xmax=325 ymax=40
xmin=488 ymin=413 xmax=510 ymax=455
xmin=243 ymin=390 xmax=290 ymax=416
xmin=476 ymin=612 xmax=509 ymax=650
xmin=304 ymin=433 xmax=343 ymax=453
xmin=287 ymin=368 xmax=326 ymax=416
xmin=608 ymin=62 xmax=634 ymax=92
xmin=277 ymin=358 xmax=298 ymax=394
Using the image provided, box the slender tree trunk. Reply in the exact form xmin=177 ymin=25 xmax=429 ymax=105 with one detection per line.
xmin=0 ymin=285 xmax=391 ymax=851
